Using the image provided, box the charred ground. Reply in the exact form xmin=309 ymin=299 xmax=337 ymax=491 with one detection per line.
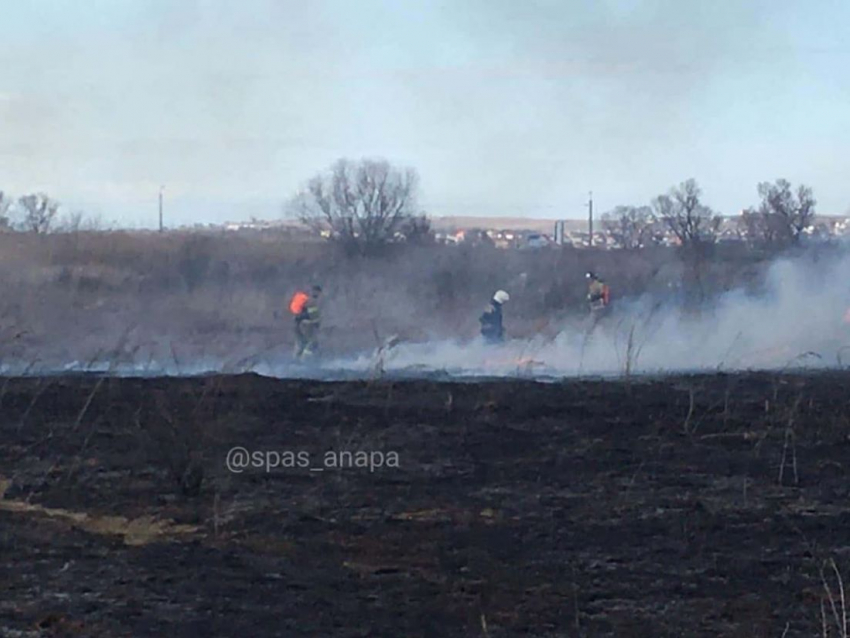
xmin=2 ymin=371 xmax=850 ymax=637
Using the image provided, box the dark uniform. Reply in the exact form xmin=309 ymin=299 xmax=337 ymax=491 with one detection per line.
xmin=479 ymin=300 xmax=505 ymax=344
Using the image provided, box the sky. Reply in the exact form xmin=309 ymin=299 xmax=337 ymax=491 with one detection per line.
xmin=0 ymin=0 xmax=848 ymax=227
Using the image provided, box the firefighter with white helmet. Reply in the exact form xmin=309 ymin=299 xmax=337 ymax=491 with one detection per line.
xmin=480 ymin=290 xmax=509 ymax=343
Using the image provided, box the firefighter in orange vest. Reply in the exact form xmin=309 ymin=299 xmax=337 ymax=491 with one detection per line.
xmin=291 ymin=285 xmax=322 ymax=359
xmin=586 ymin=272 xmax=610 ymax=314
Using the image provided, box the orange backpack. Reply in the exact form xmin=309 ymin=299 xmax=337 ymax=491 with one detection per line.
xmin=289 ymin=291 xmax=309 ymax=315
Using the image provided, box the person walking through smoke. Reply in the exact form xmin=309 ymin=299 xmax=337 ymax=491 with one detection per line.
xmin=586 ymin=272 xmax=610 ymax=316
xmin=480 ymin=290 xmax=509 ymax=344
xmin=290 ymin=285 xmax=322 ymax=359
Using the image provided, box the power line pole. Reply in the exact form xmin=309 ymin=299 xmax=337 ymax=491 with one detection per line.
xmin=158 ymin=185 xmax=164 ymax=232
xmin=587 ymin=190 xmax=593 ymax=247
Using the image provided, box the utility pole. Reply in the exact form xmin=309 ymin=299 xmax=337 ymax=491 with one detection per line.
xmin=158 ymin=185 xmax=164 ymax=232
xmin=587 ymin=190 xmax=593 ymax=247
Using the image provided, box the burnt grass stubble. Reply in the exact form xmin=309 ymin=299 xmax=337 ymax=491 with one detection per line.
xmin=1 ymin=371 xmax=850 ymax=636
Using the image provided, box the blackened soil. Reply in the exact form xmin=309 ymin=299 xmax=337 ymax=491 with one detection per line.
xmin=2 ymin=371 xmax=850 ymax=637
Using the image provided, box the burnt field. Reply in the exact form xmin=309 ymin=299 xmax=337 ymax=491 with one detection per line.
xmin=2 ymin=372 xmax=850 ymax=637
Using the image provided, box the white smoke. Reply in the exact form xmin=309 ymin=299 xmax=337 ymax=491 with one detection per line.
xmin=313 ymin=250 xmax=850 ymax=378
xmin=2 ymin=250 xmax=847 ymax=380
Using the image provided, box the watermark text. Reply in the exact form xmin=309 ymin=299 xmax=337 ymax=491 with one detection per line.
xmin=225 ymin=447 xmax=400 ymax=474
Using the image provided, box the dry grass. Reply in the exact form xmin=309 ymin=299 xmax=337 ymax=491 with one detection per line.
xmin=0 ymin=230 xmax=787 ymax=365
xmin=0 ymin=475 xmax=198 ymax=546
xmin=821 ymin=558 xmax=848 ymax=638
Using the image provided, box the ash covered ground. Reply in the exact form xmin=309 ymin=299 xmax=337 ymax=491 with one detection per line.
xmin=2 ymin=371 xmax=850 ymax=637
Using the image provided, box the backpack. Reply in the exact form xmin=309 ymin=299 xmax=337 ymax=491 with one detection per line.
xmin=289 ymin=291 xmax=309 ymax=315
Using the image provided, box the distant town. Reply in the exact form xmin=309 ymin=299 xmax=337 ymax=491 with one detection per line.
xmin=197 ymin=212 xmax=850 ymax=249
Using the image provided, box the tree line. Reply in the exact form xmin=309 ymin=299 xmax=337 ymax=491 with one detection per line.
xmin=290 ymin=158 xmax=823 ymax=255
xmin=3 ymin=160 xmax=821 ymax=250
xmin=602 ymin=178 xmax=817 ymax=250
xmin=0 ymin=191 xmax=101 ymax=234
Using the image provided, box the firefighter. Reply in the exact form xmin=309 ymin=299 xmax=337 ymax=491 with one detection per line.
xmin=586 ymin=272 xmax=610 ymax=314
xmin=480 ymin=290 xmax=509 ymax=344
xmin=291 ymin=285 xmax=322 ymax=359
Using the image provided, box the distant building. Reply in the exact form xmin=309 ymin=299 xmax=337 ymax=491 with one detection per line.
xmin=554 ymin=220 xmax=566 ymax=245
xmin=519 ymin=233 xmax=551 ymax=250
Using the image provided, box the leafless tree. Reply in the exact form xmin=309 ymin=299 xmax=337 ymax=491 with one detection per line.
xmin=742 ymin=179 xmax=815 ymax=246
xmin=51 ymin=210 xmax=85 ymax=233
xmin=0 ymin=192 xmax=11 ymax=229
xmin=737 ymin=208 xmax=762 ymax=244
xmin=55 ymin=210 xmax=105 ymax=233
xmin=399 ymin=214 xmax=434 ymax=245
xmin=652 ymin=179 xmax=720 ymax=246
xmin=16 ymin=193 xmax=60 ymax=234
xmin=601 ymin=205 xmax=657 ymax=249
xmin=289 ymin=158 xmax=421 ymax=255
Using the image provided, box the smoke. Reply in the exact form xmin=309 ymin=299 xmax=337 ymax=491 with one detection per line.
xmin=312 ymin=249 xmax=850 ymax=378
xmin=0 ymin=234 xmax=848 ymax=380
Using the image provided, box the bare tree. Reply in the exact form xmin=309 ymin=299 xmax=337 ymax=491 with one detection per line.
xmin=652 ymin=179 xmax=720 ymax=246
xmin=0 ymin=192 xmax=11 ymax=229
xmin=737 ymin=207 xmax=762 ymax=244
xmin=55 ymin=210 xmax=105 ymax=233
xmin=601 ymin=205 xmax=657 ymax=249
xmin=55 ymin=210 xmax=84 ymax=233
xmin=289 ymin=158 xmax=421 ymax=255
xmin=16 ymin=193 xmax=60 ymax=234
xmin=742 ymin=179 xmax=816 ymax=246
xmin=399 ymin=214 xmax=434 ymax=245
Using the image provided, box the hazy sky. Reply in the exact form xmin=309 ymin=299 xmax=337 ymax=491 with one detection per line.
xmin=1 ymin=0 xmax=848 ymax=227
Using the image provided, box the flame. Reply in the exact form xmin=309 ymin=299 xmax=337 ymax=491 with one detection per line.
xmin=480 ymin=355 xmax=545 ymax=370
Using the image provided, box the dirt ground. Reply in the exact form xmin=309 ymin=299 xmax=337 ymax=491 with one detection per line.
xmin=2 ymin=371 xmax=850 ymax=637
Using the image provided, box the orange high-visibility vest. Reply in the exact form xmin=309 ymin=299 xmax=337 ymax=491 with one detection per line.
xmin=289 ymin=291 xmax=309 ymax=315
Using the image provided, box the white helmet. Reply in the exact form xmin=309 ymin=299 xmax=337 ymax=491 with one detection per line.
xmin=493 ymin=290 xmax=510 ymax=304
